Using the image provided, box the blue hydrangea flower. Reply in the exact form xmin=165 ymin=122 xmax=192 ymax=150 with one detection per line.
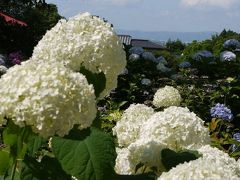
xmin=210 ymin=103 xmax=233 ymax=121
xmin=231 ymin=132 xmax=240 ymax=152
xmin=193 ymin=50 xmax=214 ymax=61
xmin=223 ymin=39 xmax=240 ymax=50
xmin=179 ymin=61 xmax=191 ymax=68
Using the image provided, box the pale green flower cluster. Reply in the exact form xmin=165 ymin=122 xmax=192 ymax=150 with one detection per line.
xmin=0 ymin=61 xmax=96 ymax=137
xmin=114 ymin=106 xmax=210 ymax=175
xmin=158 ymin=145 xmax=239 ymax=180
xmin=32 ymin=12 xmax=126 ymax=99
xmin=153 ymin=86 xmax=182 ymax=108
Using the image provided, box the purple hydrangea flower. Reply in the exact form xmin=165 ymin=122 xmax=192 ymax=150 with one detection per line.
xmin=210 ymin=103 xmax=233 ymax=121
xmin=8 ymin=51 xmax=22 ymax=65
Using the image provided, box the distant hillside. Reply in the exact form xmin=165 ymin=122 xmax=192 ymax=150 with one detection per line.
xmin=116 ymin=29 xmax=217 ymax=43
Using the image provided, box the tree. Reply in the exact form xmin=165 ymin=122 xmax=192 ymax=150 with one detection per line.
xmin=166 ymin=39 xmax=186 ymax=55
xmin=0 ymin=1 xmax=62 ymax=57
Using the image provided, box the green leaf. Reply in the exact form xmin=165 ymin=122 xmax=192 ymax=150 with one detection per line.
xmin=20 ymin=156 xmax=71 ymax=180
xmin=161 ymin=148 xmax=202 ymax=171
xmin=0 ymin=150 xmax=10 ymax=175
xmin=80 ymin=66 xmax=106 ymax=98
xmin=27 ymin=135 xmax=46 ymax=157
xmin=52 ymin=127 xmax=116 ymax=180
xmin=3 ymin=120 xmax=31 ymax=160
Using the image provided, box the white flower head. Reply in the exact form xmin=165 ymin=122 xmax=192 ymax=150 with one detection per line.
xmin=158 ymin=145 xmax=239 ymax=180
xmin=0 ymin=60 xmax=96 ymax=137
xmin=128 ymin=106 xmax=210 ymax=169
xmin=32 ymin=12 xmax=126 ymax=99
xmin=113 ymin=104 xmax=154 ymax=147
xmin=158 ymin=157 xmax=238 ymax=180
xmin=115 ymin=148 xmax=136 ymax=175
xmin=153 ymin=86 xmax=182 ymax=108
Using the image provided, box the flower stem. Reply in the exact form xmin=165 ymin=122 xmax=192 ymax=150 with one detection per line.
xmin=10 ymin=159 xmax=17 ymax=180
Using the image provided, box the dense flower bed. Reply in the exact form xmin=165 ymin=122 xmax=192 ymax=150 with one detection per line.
xmin=0 ymin=12 xmax=240 ymax=180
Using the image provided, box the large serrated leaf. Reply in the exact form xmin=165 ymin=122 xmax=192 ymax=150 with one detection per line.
xmin=20 ymin=156 xmax=71 ymax=180
xmin=79 ymin=66 xmax=106 ymax=98
xmin=52 ymin=127 xmax=116 ymax=180
xmin=161 ymin=148 xmax=202 ymax=171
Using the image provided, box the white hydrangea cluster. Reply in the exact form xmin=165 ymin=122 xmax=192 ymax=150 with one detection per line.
xmin=115 ymin=148 xmax=136 ymax=175
xmin=198 ymin=145 xmax=239 ymax=176
xmin=114 ymin=106 xmax=210 ymax=174
xmin=0 ymin=61 xmax=96 ymax=137
xmin=113 ymin=104 xmax=154 ymax=147
xmin=158 ymin=145 xmax=239 ymax=180
xmin=158 ymin=157 xmax=239 ymax=180
xmin=127 ymin=106 xmax=210 ymax=168
xmin=32 ymin=12 xmax=126 ymax=99
xmin=153 ymin=86 xmax=182 ymax=108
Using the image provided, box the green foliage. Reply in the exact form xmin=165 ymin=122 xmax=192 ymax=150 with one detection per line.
xmin=3 ymin=121 xmax=31 ymax=160
xmin=52 ymin=127 xmax=116 ymax=180
xmin=0 ymin=1 xmax=62 ymax=57
xmin=0 ymin=150 xmax=10 ymax=175
xmin=80 ymin=66 xmax=106 ymax=98
xmin=161 ymin=149 xmax=202 ymax=171
xmin=166 ymin=39 xmax=186 ymax=55
xmin=21 ymin=156 xmax=71 ymax=180
xmin=27 ymin=135 xmax=46 ymax=157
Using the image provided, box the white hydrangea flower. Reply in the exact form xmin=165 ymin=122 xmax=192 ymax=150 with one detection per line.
xmin=198 ymin=145 xmax=238 ymax=174
xmin=113 ymin=104 xmax=154 ymax=147
xmin=158 ymin=157 xmax=239 ymax=180
xmin=158 ymin=145 xmax=239 ymax=180
xmin=153 ymin=86 xmax=182 ymax=108
xmin=32 ymin=12 xmax=126 ymax=99
xmin=128 ymin=106 xmax=210 ymax=169
xmin=0 ymin=60 xmax=96 ymax=137
xmin=115 ymin=148 xmax=136 ymax=175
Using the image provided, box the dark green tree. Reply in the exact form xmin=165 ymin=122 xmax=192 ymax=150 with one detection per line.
xmin=166 ymin=39 xmax=186 ymax=55
xmin=0 ymin=1 xmax=62 ymax=57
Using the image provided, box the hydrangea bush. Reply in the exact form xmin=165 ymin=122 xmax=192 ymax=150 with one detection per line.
xmin=0 ymin=12 xmax=126 ymax=180
xmin=114 ymin=106 xmax=210 ymax=175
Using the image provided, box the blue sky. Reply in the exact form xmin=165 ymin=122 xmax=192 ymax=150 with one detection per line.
xmin=46 ymin=0 xmax=240 ymax=32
